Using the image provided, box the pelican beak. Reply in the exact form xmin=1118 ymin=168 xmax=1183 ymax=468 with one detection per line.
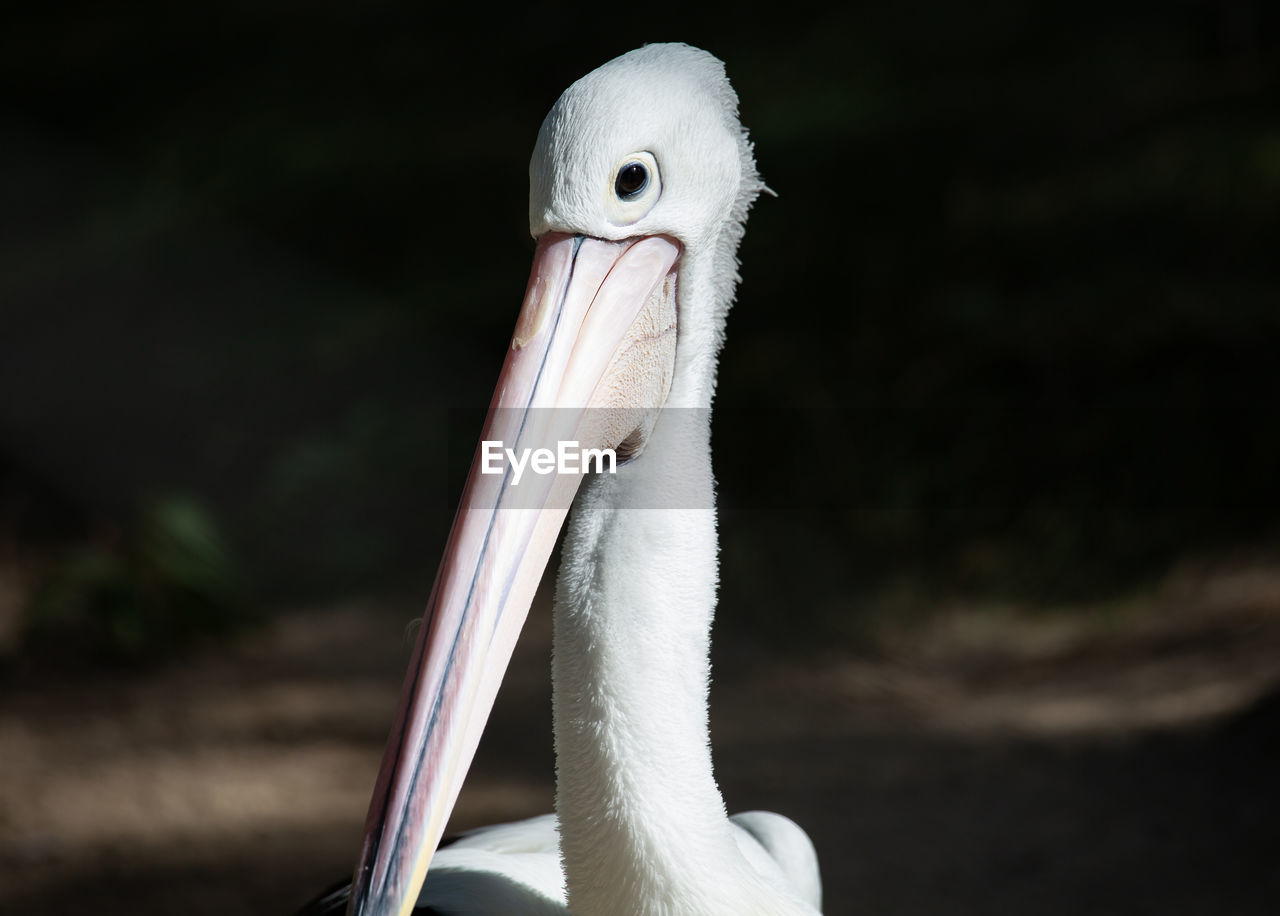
xmin=346 ymin=231 xmax=680 ymax=916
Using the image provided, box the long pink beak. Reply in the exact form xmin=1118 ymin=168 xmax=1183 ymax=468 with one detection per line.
xmin=346 ymin=232 xmax=680 ymax=916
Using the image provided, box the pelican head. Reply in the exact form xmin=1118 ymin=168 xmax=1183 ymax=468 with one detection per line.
xmin=347 ymin=43 xmax=764 ymax=916
xmin=531 ymin=43 xmax=756 ymax=247
xmin=533 ymin=44 xmax=763 ymax=408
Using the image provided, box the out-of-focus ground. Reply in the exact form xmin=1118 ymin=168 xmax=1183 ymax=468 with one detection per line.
xmin=1 ymin=552 xmax=1277 ymax=916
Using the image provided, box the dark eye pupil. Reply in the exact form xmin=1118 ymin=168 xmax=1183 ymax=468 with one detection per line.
xmin=615 ymin=162 xmax=649 ymax=199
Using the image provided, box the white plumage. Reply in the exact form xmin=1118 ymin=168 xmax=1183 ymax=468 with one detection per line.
xmin=419 ymin=811 xmax=819 ymax=915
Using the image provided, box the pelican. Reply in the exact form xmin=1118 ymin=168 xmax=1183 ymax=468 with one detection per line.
xmin=302 ymin=43 xmax=821 ymax=916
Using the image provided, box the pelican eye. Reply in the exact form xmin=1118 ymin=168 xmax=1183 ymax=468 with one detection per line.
xmin=604 ymin=151 xmax=661 ymax=226
xmin=615 ymin=162 xmax=649 ymax=200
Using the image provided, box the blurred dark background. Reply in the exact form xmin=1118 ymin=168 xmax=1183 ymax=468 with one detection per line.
xmin=3 ymin=0 xmax=1279 ymax=640
xmin=1 ymin=2 xmax=1278 ymax=914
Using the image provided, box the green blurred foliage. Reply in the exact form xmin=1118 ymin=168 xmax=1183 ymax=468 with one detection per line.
xmin=24 ymin=496 xmax=253 ymax=660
